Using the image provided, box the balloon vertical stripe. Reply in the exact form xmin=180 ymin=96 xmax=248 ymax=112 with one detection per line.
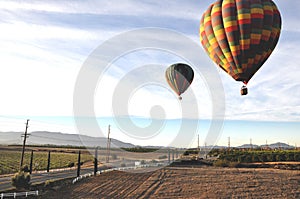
xmin=165 ymin=63 xmax=194 ymax=99
xmin=199 ymin=0 xmax=281 ymax=83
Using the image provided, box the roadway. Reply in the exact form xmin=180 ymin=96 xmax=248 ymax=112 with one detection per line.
xmin=0 ymin=167 xmax=94 ymax=193
xmin=0 ymin=160 xmax=170 ymax=193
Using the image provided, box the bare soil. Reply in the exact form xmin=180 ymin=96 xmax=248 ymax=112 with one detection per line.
xmin=40 ymin=166 xmax=300 ymax=199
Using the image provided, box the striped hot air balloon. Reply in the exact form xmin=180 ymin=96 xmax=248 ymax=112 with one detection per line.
xmin=165 ymin=63 xmax=194 ymax=100
xmin=200 ymin=0 xmax=282 ymax=95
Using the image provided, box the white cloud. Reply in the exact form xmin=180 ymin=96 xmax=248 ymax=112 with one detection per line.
xmin=0 ymin=0 xmax=299 ymax=124
xmin=0 ymin=0 xmax=207 ymax=20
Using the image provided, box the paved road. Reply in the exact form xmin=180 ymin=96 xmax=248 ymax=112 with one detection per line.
xmin=0 ymin=167 xmax=94 ymax=192
xmin=0 ymin=161 xmax=170 ymax=193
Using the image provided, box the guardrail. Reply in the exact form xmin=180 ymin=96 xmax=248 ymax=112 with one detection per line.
xmin=72 ymin=163 xmax=168 ymax=184
xmin=0 ymin=190 xmax=38 ymax=199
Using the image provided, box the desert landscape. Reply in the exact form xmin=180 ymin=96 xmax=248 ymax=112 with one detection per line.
xmin=41 ymin=165 xmax=300 ymax=199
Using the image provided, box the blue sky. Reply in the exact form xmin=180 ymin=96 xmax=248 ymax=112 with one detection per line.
xmin=0 ymin=0 xmax=299 ymax=147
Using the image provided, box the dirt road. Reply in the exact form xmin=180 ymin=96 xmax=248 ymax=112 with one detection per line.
xmin=42 ymin=166 xmax=300 ymax=198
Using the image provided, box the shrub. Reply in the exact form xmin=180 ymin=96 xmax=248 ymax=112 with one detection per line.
xmin=11 ymin=171 xmax=31 ymax=190
xmin=44 ymin=179 xmax=55 ymax=187
xmin=140 ymin=160 xmax=146 ymax=165
xmin=120 ymin=163 xmax=126 ymax=167
xmin=68 ymin=162 xmax=75 ymax=168
xmin=158 ymin=155 xmax=167 ymax=159
xmin=213 ymin=159 xmax=229 ymax=167
xmin=276 ymin=153 xmax=286 ymax=161
xmin=228 ymin=162 xmax=241 ymax=168
xmin=76 ymin=162 xmax=84 ymax=166
xmin=259 ymin=154 xmax=268 ymax=162
xmin=111 ymin=154 xmax=117 ymax=160
xmin=20 ymin=165 xmax=30 ymax=173
xmin=294 ymin=153 xmax=300 ymax=161
xmin=285 ymin=152 xmax=294 ymax=161
xmin=251 ymin=154 xmax=260 ymax=162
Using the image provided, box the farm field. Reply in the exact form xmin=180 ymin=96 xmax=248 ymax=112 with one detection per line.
xmin=43 ymin=166 xmax=300 ymax=199
xmin=0 ymin=149 xmax=94 ymax=175
xmin=0 ymin=146 xmax=170 ymax=175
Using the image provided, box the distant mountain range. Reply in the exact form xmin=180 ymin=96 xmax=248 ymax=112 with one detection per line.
xmin=0 ymin=131 xmax=295 ymax=149
xmin=237 ymin=142 xmax=294 ymax=149
xmin=0 ymin=131 xmax=135 ymax=148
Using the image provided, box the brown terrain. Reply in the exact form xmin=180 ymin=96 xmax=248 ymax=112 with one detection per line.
xmin=41 ymin=166 xmax=300 ymax=199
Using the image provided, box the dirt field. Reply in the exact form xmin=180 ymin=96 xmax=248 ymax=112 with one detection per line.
xmin=41 ymin=166 xmax=300 ymax=199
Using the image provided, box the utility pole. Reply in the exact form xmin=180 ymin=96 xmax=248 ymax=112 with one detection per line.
xmin=197 ymin=134 xmax=200 ymax=152
xmin=228 ymin=137 xmax=231 ymax=151
xmin=172 ymin=150 xmax=174 ymax=162
xmin=250 ymin=138 xmax=253 ymax=151
xmin=20 ymin=119 xmax=30 ymax=169
xmin=204 ymin=142 xmax=207 ymax=159
xmin=106 ymin=125 xmax=111 ymax=163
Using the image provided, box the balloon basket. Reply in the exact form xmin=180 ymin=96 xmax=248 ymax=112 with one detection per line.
xmin=240 ymin=85 xmax=248 ymax=95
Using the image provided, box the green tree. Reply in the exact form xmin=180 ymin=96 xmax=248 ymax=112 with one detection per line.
xmin=266 ymin=153 xmax=276 ymax=162
xmin=285 ymin=152 xmax=294 ymax=161
xmin=259 ymin=153 xmax=268 ymax=162
xmin=294 ymin=153 xmax=300 ymax=161
xmin=276 ymin=153 xmax=285 ymax=161
xmin=251 ymin=154 xmax=259 ymax=162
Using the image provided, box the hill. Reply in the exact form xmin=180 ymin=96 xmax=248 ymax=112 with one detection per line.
xmin=0 ymin=131 xmax=135 ymax=148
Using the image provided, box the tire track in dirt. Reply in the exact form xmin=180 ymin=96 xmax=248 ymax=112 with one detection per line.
xmin=118 ymin=171 xmax=155 ymax=198
xmin=50 ymin=167 xmax=300 ymax=199
xmin=71 ymin=170 xmax=155 ymax=199
xmin=106 ymin=171 xmax=154 ymax=198
xmin=135 ymin=168 xmax=168 ymax=199
xmin=71 ymin=171 xmax=123 ymax=198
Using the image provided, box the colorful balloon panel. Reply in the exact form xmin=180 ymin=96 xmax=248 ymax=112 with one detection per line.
xmin=200 ymin=0 xmax=281 ymax=84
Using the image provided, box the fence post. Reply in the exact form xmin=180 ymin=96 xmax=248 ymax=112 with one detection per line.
xmin=94 ymin=147 xmax=98 ymax=176
xmin=77 ymin=150 xmax=81 ymax=177
xmin=36 ymin=190 xmax=39 ymax=196
xmin=47 ymin=151 xmax=51 ymax=172
xmin=29 ymin=150 xmax=34 ymax=174
xmin=14 ymin=192 xmax=16 ymax=198
xmin=1 ymin=193 xmax=3 ymax=199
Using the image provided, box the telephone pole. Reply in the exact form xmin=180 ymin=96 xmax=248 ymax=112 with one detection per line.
xmin=106 ymin=125 xmax=111 ymax=163
xmin=228 ymin=137 xmax=231 ymax=151
xmin=20 ymin=119 xmax=30 ymax=169
xmin=197 ymin=134 xmax=200 ymax=152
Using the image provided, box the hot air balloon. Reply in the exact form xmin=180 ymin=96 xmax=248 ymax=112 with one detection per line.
xmin=165 ymin=63 xmax=194 ymax=100
xmin=200 ymin=0 xmax=281 ymax=95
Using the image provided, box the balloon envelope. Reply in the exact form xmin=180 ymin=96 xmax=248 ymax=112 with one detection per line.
xmin=165 ymin=63 xmax=194 ymax=99
xmin=200 ymin=0 xmax=281 ymax=84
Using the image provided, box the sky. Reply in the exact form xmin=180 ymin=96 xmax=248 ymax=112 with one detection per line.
xmin=0 ymin=0 xmax=299 ymax=148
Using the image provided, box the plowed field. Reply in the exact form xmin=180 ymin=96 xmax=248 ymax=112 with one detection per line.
xmin=44 ymin=167 xmax=300 ymax=198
